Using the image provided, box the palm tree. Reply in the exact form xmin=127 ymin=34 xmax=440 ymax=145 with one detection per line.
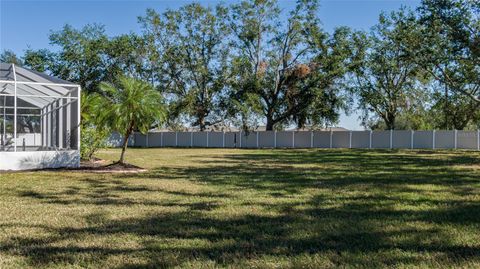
xmin=99 ymin=76 xmax=166 ymax=164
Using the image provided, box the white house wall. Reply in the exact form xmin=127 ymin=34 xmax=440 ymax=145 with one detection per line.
xmin=0 ymin=150 xmax=80 ymax=171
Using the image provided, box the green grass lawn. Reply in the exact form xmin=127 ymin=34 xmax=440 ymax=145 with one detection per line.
xmin=1 ymin=148 xmax=480 ymax=268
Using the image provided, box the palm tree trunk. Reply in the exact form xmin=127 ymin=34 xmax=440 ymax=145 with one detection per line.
xmin=119 ymin=133 xmax=129 ymax=164
xmin=119 ymin=122 xmax=134 ymax=164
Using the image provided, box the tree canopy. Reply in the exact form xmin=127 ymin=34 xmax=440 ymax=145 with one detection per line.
xmin=98 ymin=76 xmax=166 ymax=163
xmin=2 ymin=0 xmax=479 ymax=131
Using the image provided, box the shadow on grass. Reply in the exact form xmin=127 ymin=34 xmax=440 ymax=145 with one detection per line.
xmin=130 ymin=149 xmax=480 ymax=194
xmin=5 ymin=149 xmax=480 ymax=267
xmin=2 ymin=204 xmax=480 ymax=267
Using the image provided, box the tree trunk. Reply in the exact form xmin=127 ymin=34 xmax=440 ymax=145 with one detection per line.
xmin=385 ymin=113 xmax=396 ymax=130
xmin=199 ymin=117 xmax=206 ymax=132
xmin=119 ymin=122 xmax=134 ymax=164
xmin=119 ymin=132 xmax=130 ymax=164
xmin=266 ymin=117 xmax=274 ymax=131
xmin=444 ymin=83 xmax=449 ymax=130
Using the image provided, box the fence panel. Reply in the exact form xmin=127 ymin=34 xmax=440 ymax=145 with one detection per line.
xmin=208 ymin=132 xmax=224 ymax=148
xmin=134 ymin=133 xmax=147 ymax=147
xmin=224 ymin=132 xmax=239 ymax=148
xmin=413 ymin=131 xmax=433 ymax=149
xmin=332 ymin=131 xmax=349 ymax=148
xmin=109 ymin=130 xmax=479 ymax=150
xmin=435 ymin=131 xmax=455 ymax=149
xmin=393 ymin=130 xmax=411 ymax=149
xmin=148 ymin=133 xmax=162 ymax=147
xmin=457 ymin=131 xmax=478 ymax=149
xmin=258 ymin=131 xmax=275 ymax=148
xmin=240 ymin=131 xmax=256 ymax=148
xmin=176 ymin=132 xmax=190 ymax=147
xmin=192 ymin=132 xmax=207 ymax=147
xmin=275 ymin=131 xmax=293 ymax=148
xmin=294 ymin=131 xmax=312 ymax=148
xmin=351 ymin=131 xmax=370 ymax=148
xmin=372 ymin=131 xmax=390 ymax=148
xmin=313 ymin=131 xmax=331 ymax=148
xmin=162 ymin=132 xmax=176 ymax=147
xmin=106 ymin=132 xmax=134 ymax=147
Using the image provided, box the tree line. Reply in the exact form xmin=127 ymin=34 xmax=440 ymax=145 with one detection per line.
xmin=2 ymin=0 xmax=479 ymax=132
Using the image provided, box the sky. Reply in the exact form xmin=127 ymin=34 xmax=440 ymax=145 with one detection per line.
xmin=0 ymin=0 xmax=421 ymax=130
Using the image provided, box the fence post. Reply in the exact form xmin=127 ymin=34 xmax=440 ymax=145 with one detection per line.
xmin=256 ymin=131 xmax=259 ymax=148
xmin=175 ymin=132 xmax=178 ymax=147
xmin=329 ymin=130 xmax=333 ymax=149
xmin=146 ymin=132 xmax=149 ymax=148
xmin=239 ymin=130 xmax=242 ymax=148
xmin=478 ymin=129 xmax=480 ymax=151
xmin=292 ymin=131 xmax=295 ymax=148
xmin=411 ymin=130 xmax=414 ymax=149
xmin=190 ymin=132 xmax=193 ymax=147
xmin=349 ymin=131 xmax=352 ymax=149
xmin=223 ymin=131 xmax=225 ymax=148
xmin=161 ymin=132 xmax=164 ymax=147
xmin=369 ymin=130 xmax=372 ymax=149
xmin=432 ymin=130 xmax=436 ymax=150
xmin=390 ymin=129 xmax=393 ymax=149
xmin=274 ymin=131 xmax=277 ymax=148
xmin=310 ymin=131 xmax=314 ymax=148
xmin=454 ymin=129 xmax=458 ymax=149
xmin=206 ymin=132 xmax=209 ymax=147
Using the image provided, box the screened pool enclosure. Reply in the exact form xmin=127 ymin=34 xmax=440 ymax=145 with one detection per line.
xmin=0 ymin=63 xmax=80 ymax=170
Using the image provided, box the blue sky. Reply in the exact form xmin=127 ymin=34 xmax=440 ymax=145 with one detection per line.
xmin=0 ymin=0 xmax=421 ymax=130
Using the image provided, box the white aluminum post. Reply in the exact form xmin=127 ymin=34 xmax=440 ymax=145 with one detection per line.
xmin=12 ymin=64 xmax=17 ymax=152
xmin=66 ymin=92 xmax=72 ymax=149
xmin=477 ymin=129 xmax=480 ymax=151
xmin=310 ymin=131 xmax=314 ymax=148
xmin=478 ymin=129 xmax=480 ymax=151
xmin=411 ymin=130 xmax=414 ymax=149
xmin=274 ymin=131 xmax=277 ymax=148
xmin=330 ymin=130 xmax=333 ymax=148
xmin=58 ymin=99 xmax=63 ymax=149
xmin=191 ymin=132 xmax=193 ymax=147
xmin=369 ymin=130 xmax=372 ymax=149
xmin=390 ymin=129 xmax=393 ymax=149
xmin=292 ymin=131 xmax=295 ymax=148
xmin=0 ymin=93 xmax=78 ymax=99
xmin=2 ymin=95 xmax=5 ymax=148
xmin=42 ymin=107 xmax=46 ymax=147
xmin=0 ymin=79 xmax=81 ymax=88
xmin=349 ymin=131 xmax=352 ymax=149
xmin=146 ymin=132 xmax=149 ymax=148
xmin=454 ymin=130 xmax=458 ymax=149
xmin=256 ymin=131 xmax=259 ymax=148
xmin=40 ymin=107 xmax=43 ymax=148
xmin=222 ymin=131 xmax=225 ymax=148
xmin=432 ymin=130 xmax=436 ymax=150
xmin=77 ymin=86 xmax=81 ymax=152
xmin=206 ymin=132 xmax=209 ymax=147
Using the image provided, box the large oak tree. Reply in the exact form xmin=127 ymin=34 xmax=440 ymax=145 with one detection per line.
xmin=228 ymin=0 xmax=353 ymax=131
xmin=139 ymin=3 xmax=231 ymax=131
xmin=350 ymin=8 xmax=425 ymax=130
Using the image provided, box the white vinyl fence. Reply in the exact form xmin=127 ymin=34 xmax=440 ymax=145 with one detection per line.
xmin=107 ymin=130 xmax=480 ymax=150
